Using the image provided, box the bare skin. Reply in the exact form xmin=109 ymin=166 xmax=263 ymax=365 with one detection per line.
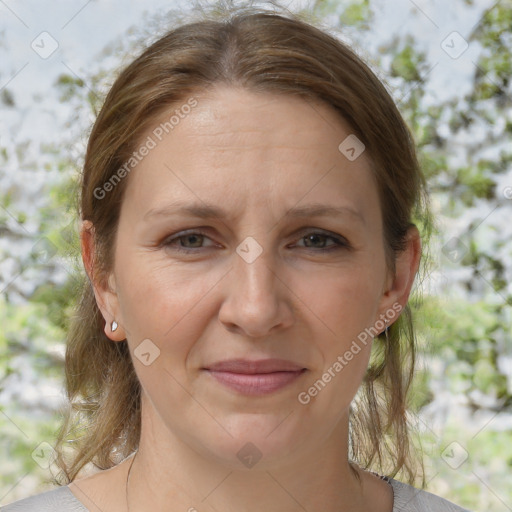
xmin=75 ymin=85 xmax=421 ymax=512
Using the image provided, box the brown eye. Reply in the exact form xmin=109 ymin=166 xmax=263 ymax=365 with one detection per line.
xmin=178 ymin=233 xmax=205 ymax=248
xmin=295 ymin=230 xmax=349 ymax=251
xmin=303 ymin=233 xmax=330 ymax=248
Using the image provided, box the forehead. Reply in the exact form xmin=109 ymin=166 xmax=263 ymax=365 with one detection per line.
xmin=120 ymin=85 xmax=379 ymax=222
xmin=149 ymin=86 xmax=357 ymax=152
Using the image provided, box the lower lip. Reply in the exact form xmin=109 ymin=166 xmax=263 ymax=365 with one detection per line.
xmin=205 ymin=369 xmax=306 ymax=395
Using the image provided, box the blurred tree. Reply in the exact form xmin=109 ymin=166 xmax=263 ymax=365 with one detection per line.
xmin=0 ymin=0 xmax=511 ymax=509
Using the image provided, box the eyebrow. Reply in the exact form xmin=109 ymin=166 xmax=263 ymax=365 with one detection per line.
xmin=143 ymin=201 xmax=365 ymax=224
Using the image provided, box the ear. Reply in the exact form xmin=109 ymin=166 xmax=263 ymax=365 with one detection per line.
xmin=377 ymin=225 xmax=422 ymax=325
xmin=80 ymin=220 xmax=126 ymax=342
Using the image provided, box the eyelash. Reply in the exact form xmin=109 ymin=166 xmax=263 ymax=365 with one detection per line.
xmin=162 ymin=229 xmax=350 ymax=254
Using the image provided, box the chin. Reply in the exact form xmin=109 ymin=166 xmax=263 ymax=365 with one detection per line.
xmin=196 ymin=411 xmax=316 ymax=471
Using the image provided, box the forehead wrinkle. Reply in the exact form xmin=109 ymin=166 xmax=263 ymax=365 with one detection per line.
xmin=142 ymin=200 xmax=365 ymax=226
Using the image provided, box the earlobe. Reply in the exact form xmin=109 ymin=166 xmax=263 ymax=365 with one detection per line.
xmin=80 ymin=220 xmax=126 ymax=342
xmin=379 ymin=225 xmax=422 ymax=321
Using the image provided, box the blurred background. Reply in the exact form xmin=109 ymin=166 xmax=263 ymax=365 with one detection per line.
xmin=0 ymin=0 xmax=511 ymax=510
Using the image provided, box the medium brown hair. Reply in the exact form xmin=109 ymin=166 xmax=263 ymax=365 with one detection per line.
xmin=54 ymin=2 xmax=429 ymax=486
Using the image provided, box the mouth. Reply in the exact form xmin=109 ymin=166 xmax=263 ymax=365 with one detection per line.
xmin=202 ymin=358 xmax=308 ymax=396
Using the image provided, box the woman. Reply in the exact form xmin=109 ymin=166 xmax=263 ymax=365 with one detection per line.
xmin=2 ymin=4 xmax=472 ymax=512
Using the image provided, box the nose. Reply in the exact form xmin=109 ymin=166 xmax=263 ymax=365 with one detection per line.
xmin=218 ymin=243 xmax=294 ymax=339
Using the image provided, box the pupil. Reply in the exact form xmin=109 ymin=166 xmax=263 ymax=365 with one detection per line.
xmin=185 ymin=235 xmax=202 ymax=247
xmin=306 ymin=234 xmax=325 ymax=247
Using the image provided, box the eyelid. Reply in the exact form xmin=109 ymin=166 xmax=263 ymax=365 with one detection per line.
xmin=162 ymin=226 xmax=351 ymax=253
xmin=295 ymin=227 xmax=352 ymax=252
xmin=161 ymin=228 xmax=217 ymax=248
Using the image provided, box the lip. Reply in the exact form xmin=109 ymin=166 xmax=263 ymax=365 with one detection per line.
xmin=203 ymin=358 xmax=307 ymax=395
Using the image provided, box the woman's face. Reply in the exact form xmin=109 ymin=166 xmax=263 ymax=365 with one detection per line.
xmin=92 ymin=86 xmax=413 ymax=469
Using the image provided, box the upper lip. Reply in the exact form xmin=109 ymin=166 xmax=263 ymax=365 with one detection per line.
xmin=204 ymin=358 xmax=306 ymax=374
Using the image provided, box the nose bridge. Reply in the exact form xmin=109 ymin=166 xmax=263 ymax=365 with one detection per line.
xmin=233 ymin=236 xmax=278 ymax=303
xmin=218 ymin=233 xmax=292 ymax=337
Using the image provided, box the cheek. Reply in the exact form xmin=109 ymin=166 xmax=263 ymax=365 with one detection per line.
xmin=293 ymin=262 xmax=383 ymax=403
xmin=115 ymin=254 xmax=225 ymax=353
xmin=294 ymin=270 xmax=378 ymax=412
xmin=298 ymin=264 xmax=383 ymax=341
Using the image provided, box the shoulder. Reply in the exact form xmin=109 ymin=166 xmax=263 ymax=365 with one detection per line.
xmin=389 ymin=478 xmax=473 ymax=512
xmin=0 ymin=486 xmax=88 ymax=512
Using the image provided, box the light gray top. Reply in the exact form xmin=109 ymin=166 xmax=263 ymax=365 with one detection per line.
xmin=0 ymin=478 xmax=472 ymax=511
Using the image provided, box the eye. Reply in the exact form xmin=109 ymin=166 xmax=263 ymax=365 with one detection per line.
xmin=293 ymin=230 xmax=350 ymax=252
xmin=163 ymin=230 xmax=215 ymax=252
xmin=162 ymin=228 xmax=350 ymax=254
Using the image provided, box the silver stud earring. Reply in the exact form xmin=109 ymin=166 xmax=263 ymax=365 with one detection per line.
xmin=111 ymin=320 xmax=118 ymax=332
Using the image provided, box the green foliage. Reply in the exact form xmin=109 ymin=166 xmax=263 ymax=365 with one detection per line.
xmin=416 ymin=295 xmax=511 ymax=403
xmin=0 ymin=297 xmax=66 ymax=374
xmin=1 ymin=406 xmax=66 ymax=498
xmin=390 ymin=40 xmax=425 ymax=82
xmin=1 ymin=88 xmax=15 ymax=107
xmin=1 ymin=0 xmax=511 ymax=509
xmin=339 ymin=0 xmax=372 ymax=28
xmin=55 ymin=74 xmax=85 ymax=103
xmin=455 ymin=165 xmax=496 ymax=203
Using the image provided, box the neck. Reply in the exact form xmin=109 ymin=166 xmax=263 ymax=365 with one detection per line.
xmin=126 ymin=402 xmax=367 ymax=512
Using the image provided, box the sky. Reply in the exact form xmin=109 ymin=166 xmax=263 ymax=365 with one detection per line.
xmin=0 ymin=0 xmax=506 ymax=300
xmin=0 ymin=0 xmax=499 ymax=156
xmin=1 ymin=2 xmax=511 ymax=505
